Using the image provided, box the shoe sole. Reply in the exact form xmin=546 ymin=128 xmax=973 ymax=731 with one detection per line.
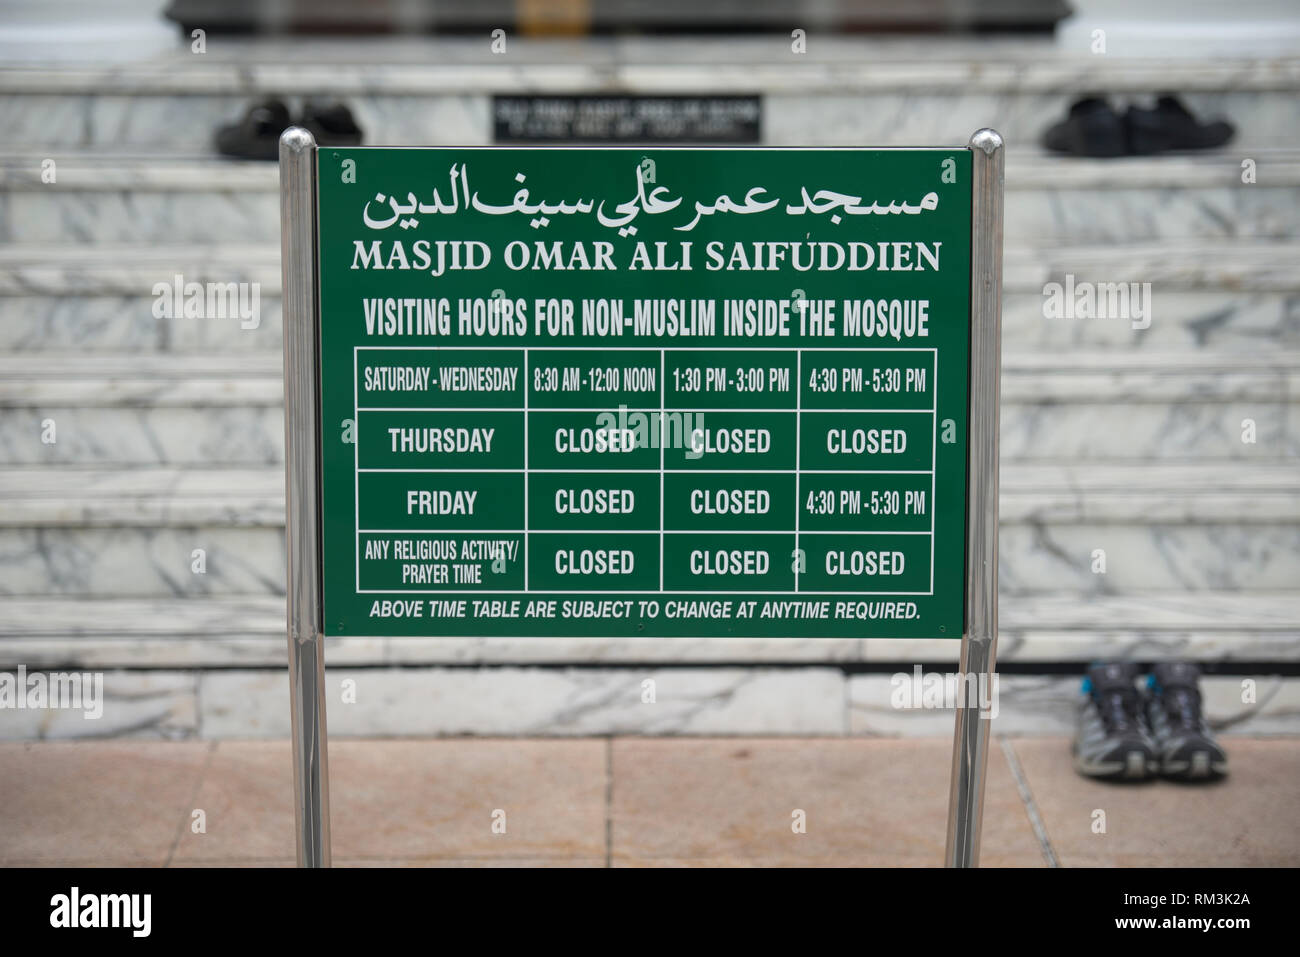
xmin=1161 ymin=751 xmax=1229 ymax=780
xmin=1073 ymin=749 xmax=1156 ymax=780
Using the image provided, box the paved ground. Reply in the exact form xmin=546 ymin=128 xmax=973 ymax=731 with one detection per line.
xmin=0 ymin=737 xmax=1296 ymax=867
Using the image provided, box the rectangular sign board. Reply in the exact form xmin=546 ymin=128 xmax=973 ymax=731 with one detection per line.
xmin=493 ymin=95 xmax=762 ymax=143
xmin=316 ymin=147 xmax=972 ymax=639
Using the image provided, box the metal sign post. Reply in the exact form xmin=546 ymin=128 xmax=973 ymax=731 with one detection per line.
xmin=280 ymin=127 xmax=332 ymax=867
xmin=945 ymin=129 xmax=1004 ymax=868
xmin=279 ymin=129 xmax=1003 ymax=868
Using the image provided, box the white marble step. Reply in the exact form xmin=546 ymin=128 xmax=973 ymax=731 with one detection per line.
xmin=5 ymin=664 xmax=1297 ymax=739
xmin=1 ymin=352 xmax=1293 ymax=465
xmin=12 ymin=34 xmax=1300 ymax=80
xmin=4 ymin=150 xmax=1296 ymax=245
xmin=0 ymin=591 xmax=1295 ymax=669
xmin=1 ymin=37 xmax=1297 ymax=148
xmin=0 ymin=463 xmax=1295 ymax=596
xmin=11 ymin=668 xmax=1300 ymax=740
xmin=1000 ymin=290 xmax=1299 ymax=353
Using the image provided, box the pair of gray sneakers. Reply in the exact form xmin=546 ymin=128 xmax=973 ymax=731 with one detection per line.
xmin=1073 ymin=661 xmax=1228 ymax=781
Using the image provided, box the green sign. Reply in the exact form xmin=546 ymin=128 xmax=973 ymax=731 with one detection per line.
xmin=317 ymin=147 xmax=972 ymax=638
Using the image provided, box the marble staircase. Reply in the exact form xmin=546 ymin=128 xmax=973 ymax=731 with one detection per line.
xmin=0 ymin=35 xmax=1296 ymax=737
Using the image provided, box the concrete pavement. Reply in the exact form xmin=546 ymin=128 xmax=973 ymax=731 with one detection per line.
xmin=1 ymin=737 xmax=1296 ymax=867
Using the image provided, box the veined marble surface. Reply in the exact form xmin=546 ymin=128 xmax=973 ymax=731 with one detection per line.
xmin=1004 ymin=241 xmax=1300 ymax=292
xmin=1004 ymin=187 xmax=1300 ymax=244
xmin=0 ymin=296 xmax=284 ymax=354
xmin=202 ymin=667 xmax=848 ymax=737
xmin=0 ymin=527 xmax=286 ymax=598
xmin=0 ymin=244 xmax=281 ymax=297
xmin=848 ymin=673 xmax=1300 ymax=737
xmin=1000 ymin=291 xmax=1300 ymax=353
xmin=7 ymin=33 xmax=1298 ymax=88
xmin=6 ymin=665 xmax=1298 ymax=740
xmin=5 ymin=34 xmax=1297 ymax=79
xmin=1 ymin=28 xmax=1298 ymax=150
xmin=0 ymin=93 xmax=488 ymax=153
xmin=1000 ymin=401 xmax=1295 ymax=462
xmin=765 ymin=92 xmax=1300 ymax=151
xmin=0 ymin=190 xmax=282 ymax=245
xmin=0 ymin=670 xmax=195 ymax=740
xmin=998 ymin=524 xmax=1300 ymax=592
xmin=0 ymin=407 xmax=286 ymax=465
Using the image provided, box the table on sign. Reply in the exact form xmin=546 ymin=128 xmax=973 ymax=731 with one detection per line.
xmin=353 ymin=346 xmax=939 ymax=596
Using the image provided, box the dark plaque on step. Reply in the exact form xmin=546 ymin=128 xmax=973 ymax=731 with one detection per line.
xmin=493 ymin=95 xmax=761 ymax=144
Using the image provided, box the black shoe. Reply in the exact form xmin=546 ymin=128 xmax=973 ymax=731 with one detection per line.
xmin=301 ymin=100 xmax=364 ymax=148
xmin=1125 ymin=95 xmax=1234 ymax=154
xmin=1144 ymin=662 xmax=1229 ymax=780
xmin=215 ymin=98 xmax=292 ymax=161
xmin=1042 ymin=96 xmax=1128 ymax=158
xmin=1073 ymin=661 xmax=1158 ymax=780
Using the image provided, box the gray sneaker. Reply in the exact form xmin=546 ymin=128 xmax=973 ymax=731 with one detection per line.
xmin=1073 ymin=661 xmax=1158 ymax=780
xmin=1144 ymin=662 xmax=1228 ymax=780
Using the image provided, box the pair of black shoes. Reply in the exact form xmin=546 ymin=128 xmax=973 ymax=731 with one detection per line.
xmin=216 ymin=98 xmax=364 ymax=161
xmin=1043 ymin=94 xmax=1234 ymax=157
xmin=1073 ymin=661 xmax=1228 ymax=782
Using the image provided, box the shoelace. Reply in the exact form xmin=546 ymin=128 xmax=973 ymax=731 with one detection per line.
xmin=1099 ymin=689 xmax=1137 ymax=733
xmin=1163 ymin=686 xmax=1202 ymax=731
